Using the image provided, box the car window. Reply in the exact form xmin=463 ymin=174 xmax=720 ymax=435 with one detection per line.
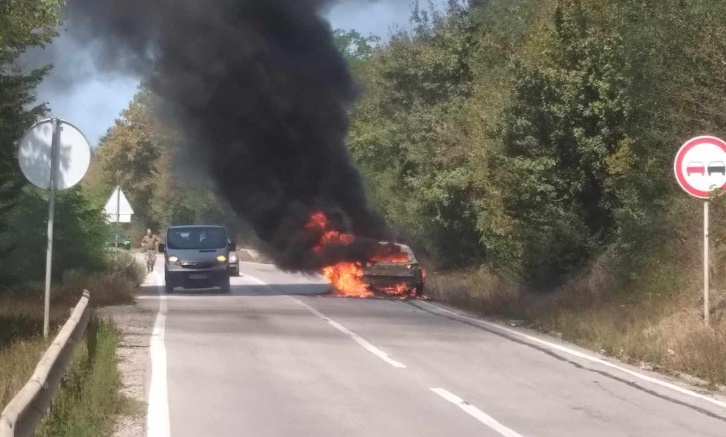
xmin=166 ymin=227 xmax=227 ymax=249
xmin=376 ymin=242 xmax=415 ymax=263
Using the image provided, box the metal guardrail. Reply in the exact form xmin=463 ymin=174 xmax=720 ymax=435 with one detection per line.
xmin=0 ymin=291 xmax=92 ymax=437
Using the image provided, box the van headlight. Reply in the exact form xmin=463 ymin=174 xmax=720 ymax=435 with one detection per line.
xmin=168 ymin=255 xmax=179 ymax=263
xmin=216 ymin=254 xmax=227 ymax=262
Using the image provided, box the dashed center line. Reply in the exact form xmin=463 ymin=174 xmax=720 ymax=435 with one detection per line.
xmin=291 ymin=298 xmax=406 ymax=369
xmin=431 ymin=388 xmax=526 ymax=437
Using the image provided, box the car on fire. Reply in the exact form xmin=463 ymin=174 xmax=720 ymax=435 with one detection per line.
xmin=362 ymin=242 xmax=425 ymax=296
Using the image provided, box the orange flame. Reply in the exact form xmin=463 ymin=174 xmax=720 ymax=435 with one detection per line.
xmin=307 ymin=211 xmax=354 ymax=253
xmin=306 ymin=211 xmax=421 ymax=299
xmin=321 ymin=263 xmax=372 ymax=298
xmin=307 ymin=212 xmax=372 ymax=297
xmin=377 ymin=283 xmax=413 ymax=298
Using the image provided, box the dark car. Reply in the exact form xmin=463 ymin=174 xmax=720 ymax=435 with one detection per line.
xmin=160 ymin=225 xmax=235 ymax=293
xmin=110 ymin=234 xmax=131 ymax=250
xmin=708 ymin=161 xmax=726 ymax=176
xmin=362 ymin=242 xmax=424 ymax=297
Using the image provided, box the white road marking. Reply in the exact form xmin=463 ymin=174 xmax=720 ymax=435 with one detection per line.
xmin=238 ymin=261 xmax=276 ymax=267
xmin=241 ymin=270 xmax=404 ymax=368
xmin=292 ymin=298 xmax=407 ymax=368
xmin=431 ymin=388 xmax=526 ymax=437
xmin=242 ymin=273 xmax=269 ymax=285
xmin=147 ymin=267 xmax=171 ymax=437
xmin=418 ymin=301 xmax=726 ymax=410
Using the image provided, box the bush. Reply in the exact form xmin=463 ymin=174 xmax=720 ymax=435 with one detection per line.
xmin=0 ymin=187 xmax=111 ymax=287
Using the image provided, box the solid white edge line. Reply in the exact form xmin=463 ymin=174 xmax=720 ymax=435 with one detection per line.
xmin=431 ymin=388 xmax=525 ymax=437
xmin=147 ymin=266 xmax=171 ymax=437
xmin=292 ymin=298 xmax=407 ymax=369
xmin=419 ymin=301 xmax=726 ymax=410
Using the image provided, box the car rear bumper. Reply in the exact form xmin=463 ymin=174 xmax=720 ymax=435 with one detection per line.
xmin=363 ymin=275 xmax=422 ymax=290
xmin=166 ymin=268 xmax=228 ymax=289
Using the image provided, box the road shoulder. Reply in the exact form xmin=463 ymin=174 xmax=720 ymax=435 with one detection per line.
xmin=98 ymin=303 xmax=156 ymax=437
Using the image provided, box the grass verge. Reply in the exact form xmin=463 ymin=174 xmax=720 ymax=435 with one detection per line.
xmin=0 ymin=338 xmax=49 ymax=409
xmin=35 ymin=320 xmax=125 ymax=437
xmin=427 ymin=263 xmax=726 ymax=389
xmin=1 ymin=251 xmax=144 ymax=414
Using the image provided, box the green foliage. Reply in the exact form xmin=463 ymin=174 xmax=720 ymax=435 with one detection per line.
xmin=0 ymin=0 xmax=112 ymax=288
xmin=36 ymin=321 xmax=125 ymax=437
xmin=489 ymin=1 xmax=636 ymax=285
xmin=347 ymin=0 xmax=726 ymax=289
xmin=97 ymin=88 xmax=165 ymax=230
xmin=0 ymin=0 xmax=63 ymax=59
xmin=0 ymin=0 xmax=63 ymax=235
xmin=333 ymin=29 xmax=379 ymax=72
xmin=92 ymin=85 xmax=248 ymax=242
xmin=0 ymin=187 xmax=110 ymax=286
xmin=349 ymin=1 xmax=484 ymax=267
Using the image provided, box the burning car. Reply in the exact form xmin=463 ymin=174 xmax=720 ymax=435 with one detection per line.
xmin=304 ymin=211 xmax=426 ymax=299
xmin=363 ymin=242 xmax=424 ymax=297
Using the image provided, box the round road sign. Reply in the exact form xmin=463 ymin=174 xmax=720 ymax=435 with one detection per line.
xmin=18 ymin=119 xmax=91 ymax=190
xmin=674 ymin=136 xmax=726 ymax=199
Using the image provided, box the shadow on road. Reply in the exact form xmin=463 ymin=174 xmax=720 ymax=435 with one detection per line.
xmin=137 ymin=282 xmax=331 ymax=297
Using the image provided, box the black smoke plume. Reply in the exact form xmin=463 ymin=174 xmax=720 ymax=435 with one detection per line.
xmin=59 ymin=0 xmax=399 ymax=270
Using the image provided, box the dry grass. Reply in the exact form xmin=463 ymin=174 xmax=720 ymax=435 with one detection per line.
xmin=427 ymin=262 xmax=726 ymax=388
xmin=0 ymin=338 xmax=49 ymax=409
xmin=0 ymin=254 xmax=144 ymax=411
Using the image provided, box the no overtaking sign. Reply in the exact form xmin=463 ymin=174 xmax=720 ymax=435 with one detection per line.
xmin=674 ymin=135 xmax=726 ymax=199
xmin=673 ymin=135 xmax=726 ymax=329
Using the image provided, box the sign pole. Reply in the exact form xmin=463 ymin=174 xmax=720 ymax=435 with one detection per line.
xmin=16 ymin=117 xmax=91 ymax=340
xmin=704 ymin=200 xmax=710 ymax=328
xmin=115 ymin=185 xmax=120 ymax=265
xmin=43 ymin=118 xmax=60 ymax=339
xmin=673 ymin=136 xmax=726 ymax=329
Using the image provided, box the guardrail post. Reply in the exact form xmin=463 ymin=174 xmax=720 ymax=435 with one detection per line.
xmin=86 ymin=313 xmax=98 ymax=370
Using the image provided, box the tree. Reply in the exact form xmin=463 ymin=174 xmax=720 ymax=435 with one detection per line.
xmin=333 ymin=28 xmax=379 ymax=72
xmin=0 ymin=0 xmax=63 ymax=235
xmin=96 ymin=88 xmax=166 ymax=230
xmin=0 ymin=187 xmax=109 ymax=285
xmin=347 ymin=1 xmax=482 ymax=266
xmin=93 ymin=86 xmax=247 ymax=240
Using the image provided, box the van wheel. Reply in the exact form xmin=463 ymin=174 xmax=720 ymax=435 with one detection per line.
xmin=165 ymin=281 xmax=174 ymax=294
xmin=220 ymin=279 xmax=231 ymax=293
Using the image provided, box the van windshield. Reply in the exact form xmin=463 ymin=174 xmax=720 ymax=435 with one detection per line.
xmin=166 ymin=227 xmax=227 ymax=250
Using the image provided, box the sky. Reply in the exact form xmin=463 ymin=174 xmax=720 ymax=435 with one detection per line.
xmin=26 ymin=0 xmax=443 ymax=147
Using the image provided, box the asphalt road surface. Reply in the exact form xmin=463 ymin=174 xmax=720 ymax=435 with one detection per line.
xmin=136 ymin=256 xmax=726 ymax=437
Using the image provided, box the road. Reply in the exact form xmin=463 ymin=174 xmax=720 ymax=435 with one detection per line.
xmin=136 ymin=256 xmax=726 ymax=437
